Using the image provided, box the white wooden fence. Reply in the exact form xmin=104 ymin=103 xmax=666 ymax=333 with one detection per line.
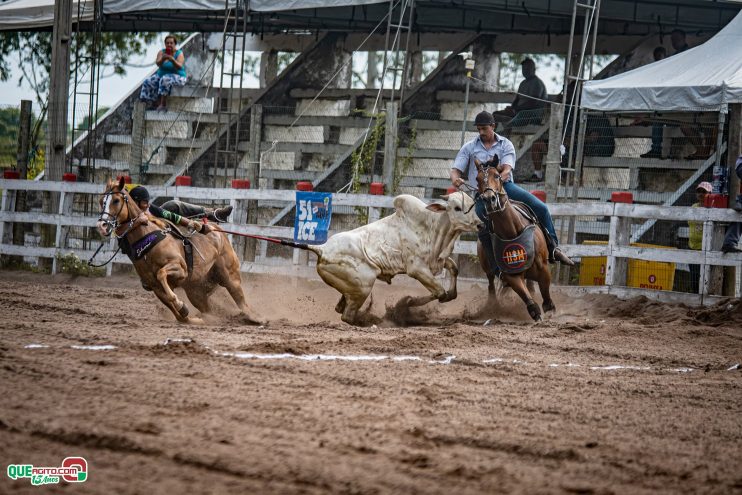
xmin=1 ymin=179 xmax=740 ymax=306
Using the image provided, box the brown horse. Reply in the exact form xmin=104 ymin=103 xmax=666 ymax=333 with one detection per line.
xmin=475 ymin=159 xmax=555 ymax=321
xmin=96 ymin=177 xmax=262 ymax=325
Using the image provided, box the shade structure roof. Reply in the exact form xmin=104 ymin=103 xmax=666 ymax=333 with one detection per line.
xmin=582 ymin=9 xmax=742 ymax=112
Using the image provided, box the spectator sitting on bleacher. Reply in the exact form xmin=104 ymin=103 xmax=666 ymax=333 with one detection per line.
xmin=492 ymin=58 xmax=548 ymax=129
xmin=639 ymin=46 xmax=668 ymax=159
xmin=671 ymin=29 xmax=690 ymax=54
xmin=528 ymin=84 xmax=615 ymax=182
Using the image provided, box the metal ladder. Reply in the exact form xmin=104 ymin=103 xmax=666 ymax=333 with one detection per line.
xmin=557 ymin=0 xmax=602 ymax=282
xmin=69 ymin=0 xmax=103 ymax=252
xmin=69 ymin=0 xmax=102 ymax=183
xmin=213 ymin=0 xmax=249 ymax=188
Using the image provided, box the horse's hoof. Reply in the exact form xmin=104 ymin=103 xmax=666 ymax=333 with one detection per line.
xmin=178 ymin=303 xmax=189 ymax=318
xmin=543 ymin=301 xmax=556 ymax=313
xmin=527 ymin=303 xmax=541 ymax=321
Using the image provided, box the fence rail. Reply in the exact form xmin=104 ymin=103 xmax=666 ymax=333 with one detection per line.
xmin=1 ymin=179 xmax=740 ymax=306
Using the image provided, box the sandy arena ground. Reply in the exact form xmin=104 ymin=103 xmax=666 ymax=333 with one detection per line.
xmin=0 ymin=268 xmax=741 ymax=494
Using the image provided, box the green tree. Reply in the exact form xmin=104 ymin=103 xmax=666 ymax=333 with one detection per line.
xmin=0 ymin=32 xmax=158 ymax=105
xmin=0 ymin=106 xmax=20 ymax=167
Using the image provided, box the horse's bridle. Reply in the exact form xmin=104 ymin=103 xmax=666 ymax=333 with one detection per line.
xmin=98 ymin=190 xmax=137 ymax=239
xmin=479 ymin=166 xmax=509 ymax=215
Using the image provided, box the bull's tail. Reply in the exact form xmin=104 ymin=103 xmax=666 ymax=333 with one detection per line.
xmin=283 ymin=240 xmax=322 ymax=258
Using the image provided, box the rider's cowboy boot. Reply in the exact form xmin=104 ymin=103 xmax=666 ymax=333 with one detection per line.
xmin=733 ymin=194 xmax=742 ymax=212
xmin=553 ymin=247 xmax=575 ymax=266
xmin=206 ymin=206 xmax=233 ymax=223
xmin=478 ymin=226 xmax=501 ymax=278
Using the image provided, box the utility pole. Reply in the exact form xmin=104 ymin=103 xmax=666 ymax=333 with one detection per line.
xmin=42 ymin=0 xmax=73 ymax=266
xmin=47 ymin=0 xmax=73 ymax=182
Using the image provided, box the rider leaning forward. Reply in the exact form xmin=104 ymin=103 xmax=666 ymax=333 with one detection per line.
xmin=450 ymin=111 xmax=573 ymax=270
xmin=118 ymin=185 xmax=233 ymax=257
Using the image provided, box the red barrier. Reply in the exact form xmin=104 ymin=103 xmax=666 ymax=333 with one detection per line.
xmin=446 ymin=186 xmax=458 ymax=194
xmin=704 ymin=193 xmax=728 ymax=208
xmin=62 ymin=173 xmax=78 ymax=182
xmin=232 ymin=179 xmax=251 ymax=189
xmin=175 ymin=175 xmax=192 ymax=187
xmin=369 ymin=182 xmax=384 ymax=195
xmin=3 ymin=169 xmax=20 ymax=179
xmin=296 ymin=181 xmax=313 ymax=192
xmin=531 ymin=189 xmax=546 ymax=202
xmin=611 ymin=191 xmax=633 ymax=204
xmin=116 ymin=175 xmax=132 ymax=184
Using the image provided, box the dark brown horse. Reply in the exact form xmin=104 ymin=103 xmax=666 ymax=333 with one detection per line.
xmin=475 ymin=159 xmax=555 ymax=321
xmin=96 ymin=177 xmax=262 ymax=325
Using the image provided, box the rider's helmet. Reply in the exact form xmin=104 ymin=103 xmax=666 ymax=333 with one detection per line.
xmin=128 ymin=186 xmax=150 ymax=203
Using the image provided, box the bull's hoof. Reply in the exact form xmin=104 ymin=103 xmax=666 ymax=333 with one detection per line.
xmin=543 ymin=300 xmax=556 ymax=313
xmin=527 ymin=302 xmax=541 ymax=321
xmin=438 ymin=290 xmax=457 ymax=303
xmin=178 ymin=303 xmax=189 ymax=318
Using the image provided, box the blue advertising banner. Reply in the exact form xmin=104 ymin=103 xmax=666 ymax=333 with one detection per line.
xmin=294 ymin=191 xmax=332 ymax=244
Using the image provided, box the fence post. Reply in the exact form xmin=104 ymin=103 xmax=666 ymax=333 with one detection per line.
xmin=130 ymin=101 xmax=146 ymax=179
xmin=544 ymin=102 xmax=564 ymax=203
xmin=724 ymin=103 xmax=741 ymax=296
xmin=382 ymin=101 xmax=398 ymax=187
xmin=51 ymin=188 xmax=75 ymax=275
xmin=605 ymin=200 xmax=630 ymax=288
xmin=245 ymin=104 xmax=263 ymax=261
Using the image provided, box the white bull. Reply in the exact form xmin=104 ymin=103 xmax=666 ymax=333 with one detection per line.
xmin=304 ymin=192 xmax=481 ymax=325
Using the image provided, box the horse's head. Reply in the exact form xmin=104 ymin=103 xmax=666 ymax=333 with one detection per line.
xmin=96 ymin=177 xmax=141 ymax=237
xmin=474 ymin=155 xmax=508 ymax=215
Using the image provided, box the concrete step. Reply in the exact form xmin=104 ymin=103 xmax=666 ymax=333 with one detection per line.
xmin=106 ymin=134 xmax=211 ymax=149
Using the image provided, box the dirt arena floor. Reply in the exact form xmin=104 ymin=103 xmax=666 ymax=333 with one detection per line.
xmin=0 ymin=268 xmax=741 ymax=494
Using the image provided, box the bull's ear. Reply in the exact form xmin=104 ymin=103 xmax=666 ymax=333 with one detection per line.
xmin=426 ymin=202 xmax=446 ymax=213
xmin=117 ymin=176 xmax=125 ymax=191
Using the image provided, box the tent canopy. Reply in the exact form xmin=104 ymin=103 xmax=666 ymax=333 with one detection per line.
xmin=0 ymin=0 xmax=739 ymax=34
xmin=581 ymin=9 xmax=742 ymax=112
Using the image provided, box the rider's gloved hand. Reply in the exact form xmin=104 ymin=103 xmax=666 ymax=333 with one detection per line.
xmin=187 ymin=220 xmax=204 ymax=233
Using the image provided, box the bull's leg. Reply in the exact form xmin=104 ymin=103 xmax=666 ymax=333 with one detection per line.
xmin=407 ymin=263 xmax=448 ymax=306
xmin=502 ymin=274 xmax=541 ymax=321
xmin=335 ymin=295 xmax=346 ymax=314
xmin=442 ymin=257 xmax=459 ymax=302
xmin=317 ymin=263 xmax=377 ymax=325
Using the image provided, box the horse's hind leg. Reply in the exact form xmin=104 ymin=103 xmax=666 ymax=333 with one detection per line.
xmin=184 ymin=282 xmax=216 ymax=315
xmin=213 ymin=260 xmax=263 ymax=325
xmin=503 ymin=274 xmax=541 ymax=321
xmin=536 ymin=271 xmax=556 ymax=314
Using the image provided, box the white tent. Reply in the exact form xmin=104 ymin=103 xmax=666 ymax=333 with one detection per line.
xmin=0 ymin=0 xmax=384 ymax=30
xmin=581 ymin=9 xmax=742 ymax=112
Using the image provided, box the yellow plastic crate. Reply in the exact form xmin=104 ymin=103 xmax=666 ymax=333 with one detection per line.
xmin=579 ymin=241 xmax=675 ymax=291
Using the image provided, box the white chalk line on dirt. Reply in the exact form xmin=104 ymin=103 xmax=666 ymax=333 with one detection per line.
xmin=22 ymin=340 xmax=742 ymax=372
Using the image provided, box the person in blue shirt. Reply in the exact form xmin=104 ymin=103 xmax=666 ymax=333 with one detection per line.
xmin=450 ymin=111 xmax=573 ymax=271
xmin=139 ymin=34 xmax=187 ymax=111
